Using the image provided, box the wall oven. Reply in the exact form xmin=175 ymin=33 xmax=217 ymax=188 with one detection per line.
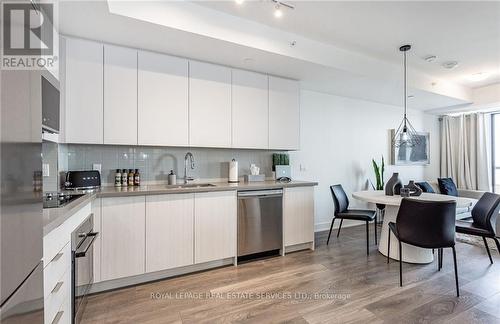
xmin=71 ymin=214 xmax=98 ymax=324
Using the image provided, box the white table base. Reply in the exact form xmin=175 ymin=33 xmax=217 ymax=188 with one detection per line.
xmin=379 ymin=205 xmax=434 ymax=264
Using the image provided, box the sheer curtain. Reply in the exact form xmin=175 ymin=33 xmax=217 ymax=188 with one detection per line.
xmin=440 ymin=113 xmax=492 ymax=191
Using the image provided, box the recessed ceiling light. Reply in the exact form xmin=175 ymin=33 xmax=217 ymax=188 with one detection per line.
xmin=442 ymin=61 xmax=459 ymax=69
xmin=274 ymin=4 xmax=283 ymax=18
xmin=467 ymin=72 xmax=490 ymax=82
xmin=423 ymin=55 xmax=437 ymax=63
xmin=243 ymin=57 xmax=254 ymax=64
xmin=235 ymin=0 xmax=244 ymax=4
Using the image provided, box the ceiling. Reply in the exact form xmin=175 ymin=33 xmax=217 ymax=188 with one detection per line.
xmin=58 ymin=1 xmax=499 ymax=112
xmin=196 ymin=1 xmax=500 ymax=88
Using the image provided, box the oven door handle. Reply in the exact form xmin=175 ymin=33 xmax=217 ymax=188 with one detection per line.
xmin=75 ymin=232 xmax=98 ymax=258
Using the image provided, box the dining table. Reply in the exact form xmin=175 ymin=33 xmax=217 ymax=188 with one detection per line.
xmin=352 ymin=190 xmax=477 ymax=264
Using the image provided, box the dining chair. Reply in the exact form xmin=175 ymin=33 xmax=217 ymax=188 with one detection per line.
xmin=387 ymin=198 xmax=459 ymax=297
xmin=327 ymin=185 xmax=377 ymax=255
xmin=456 ymin=192 xmax=500 ymax=264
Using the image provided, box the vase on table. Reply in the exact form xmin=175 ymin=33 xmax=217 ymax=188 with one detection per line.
xmin=406 ymin=180 xmax=423 ymax=197
xmin=385 ymin=173 xmax=402 ymax=196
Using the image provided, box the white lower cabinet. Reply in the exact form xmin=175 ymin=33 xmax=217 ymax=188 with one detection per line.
xmin=194 ymin=191 xmax=237 ymax=264
xmin=92 ymin=198 xmax=102 ymax=283
xmin=43 ymin=202 xmax=91 ymax=324
xmin=146 ymin=193 xmax=194 ymax=272
xmin=284 ymin=186 xmax=315 ymax=247
xmin=101 ymin=196 xmax=146 ymax=281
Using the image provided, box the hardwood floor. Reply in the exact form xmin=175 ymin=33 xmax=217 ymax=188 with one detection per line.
xmin=82 ymin=225 xmax=500 ymax=323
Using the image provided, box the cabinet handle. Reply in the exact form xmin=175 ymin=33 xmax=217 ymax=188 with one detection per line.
xmin=51 ymin=252 xmax=63 ymax=262
xmin=51 ymin=281 xmax=63 ymax=294
xmin=51 ymin=311 xmax=63 ymax=324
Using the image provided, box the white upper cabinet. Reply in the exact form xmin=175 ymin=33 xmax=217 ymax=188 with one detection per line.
xmin=138 ymin=51 xmax=189 ymax=146
xmin=103 ymin=45 xmax=137 ymax=145
xmin=63 ymin=39 xmax=300 ymax=150
xmin=232 ymin=70 xmax=269 ymax=149
xmin=268 ymin=76 xmax=300 ymax=150
xmin=189 ymin=61 xmax=232 ymax=148
xmin=64 ymin=38 xmax=103 ymax=144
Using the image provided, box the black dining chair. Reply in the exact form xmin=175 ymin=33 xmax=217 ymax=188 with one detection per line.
xmin=456 ymin=192 xmax=500 ymax=264
xmin=327 ymin=185 xmax=377 ymax=255
xmin=387 ymin=198 xmax=459 ymax=297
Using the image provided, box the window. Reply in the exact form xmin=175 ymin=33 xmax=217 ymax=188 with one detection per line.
xmin=493 ymin=114 xmax=500 ymax=193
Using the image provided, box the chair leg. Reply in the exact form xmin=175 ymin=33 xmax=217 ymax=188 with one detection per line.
xmin=366 ymin=221 xmax=369 ymax=256
xmin=437 ymin=248 xmax=440 ymax=270
xmin=438 ymin=248 xmax=443 ymax=271
xmin=374 ymin=219 xmax=377 ymax=245
xmin=494 ymin=237 xmax=500 ymax=256
xmin=387 ymin=229 xmax=391 ymax=264
xmin=336 ymin=219 xmax=344 ymax=238
xmin=399 ymin=240 xmax=403 ymax=287
xmin=452 ymin=246 xmax=460 ymax=297
xmin=482 ymin=237 xmax=493 ymax=264
xmin=326 ymin=218 xmax=335 ymax=245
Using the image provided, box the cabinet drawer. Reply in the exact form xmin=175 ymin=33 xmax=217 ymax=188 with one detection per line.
xmin=44 ymin=242 xmax=70 ymax=298
xmin=43 ymin=223 xmax=70 ymax=267
xmin=51 ymin=295 xmax=70 ymax=324
xmin=44 ymin=203 xmax=91 ymax=265
xmin=44 ymin=268 xmax=69 ymax=324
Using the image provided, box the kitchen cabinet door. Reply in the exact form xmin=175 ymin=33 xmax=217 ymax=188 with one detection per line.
xmin=64 ymin=37 xmax=103 ymax=144
xmin=268 ymin=76 xmax=300 ymax=150
xmin=194 ymin=191 xmax=236 ymax=263
xmin=104 ymin=45 xmax=137 ymax=145
xmin=138 ymin=51 xmax=189 ymax=146
xmin=145 ymin=193 xmax=194 ymax=272
xmin=232 ymin=70 xmax=269 ymax=149
xmin=284 ymin=186 xmax=314 ymax=247
xmin=189 ymin=61 xmax=232 ymax=148
xmin=101 ymin=196 xmax=145 ymax=281
xmin=92 ymin=198 xmax=102 ymax=283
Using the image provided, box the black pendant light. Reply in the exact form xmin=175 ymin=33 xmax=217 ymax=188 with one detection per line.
xmin=392 ymin=44 xmax=420 ymax=148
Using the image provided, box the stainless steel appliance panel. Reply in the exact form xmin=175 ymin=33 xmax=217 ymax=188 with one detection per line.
xmin=237 ymin=190 xmax=283 ymax=257
xmin=1 ymin=69 xmax=43 ymax=309
xmin=72 ymin=215 xmax=97 ymax=324
xmin=0 ymin=262 xmax=44 ymax=324
xmin=41 ymin=74 xmax=60 ymax=133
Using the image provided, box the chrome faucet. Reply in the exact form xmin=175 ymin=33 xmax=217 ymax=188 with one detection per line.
xmin=184 ymin=152 xmax=195 ymax=184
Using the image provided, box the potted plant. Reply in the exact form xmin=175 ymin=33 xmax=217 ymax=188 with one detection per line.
xmin=372 ymin=156 xmax=386 ymax=219
xmin=372 ymin=156 xmax=385 ymax=191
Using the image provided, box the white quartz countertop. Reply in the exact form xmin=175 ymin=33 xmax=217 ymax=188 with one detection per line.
xmin=43 ymin=180 xmax=318 ymax=236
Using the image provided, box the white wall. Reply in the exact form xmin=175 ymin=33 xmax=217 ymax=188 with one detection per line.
xmin=472 ymin=83 xmax=500 ymax=106
xmin=290 ymin=90 xmax=440 ymax=232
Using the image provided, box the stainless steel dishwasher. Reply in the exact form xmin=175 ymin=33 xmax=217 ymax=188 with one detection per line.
xmin=237 ymin=189 xmax=283 ymax=258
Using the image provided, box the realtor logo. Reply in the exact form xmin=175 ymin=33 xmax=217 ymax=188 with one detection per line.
xmin=1 ymin=1 xmax=58 ymax=70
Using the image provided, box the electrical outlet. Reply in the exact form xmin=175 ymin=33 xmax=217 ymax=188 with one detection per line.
xmin=300 ymin=164 xmax=307 ymax=172
xmin=93 ymin=164 xmax=102 ymax=173
xmin=42 ymin=163 xmax=50 ymax=177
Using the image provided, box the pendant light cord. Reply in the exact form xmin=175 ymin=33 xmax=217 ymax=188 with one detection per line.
xmin=403 ymin=49 xmax=407 ymax=125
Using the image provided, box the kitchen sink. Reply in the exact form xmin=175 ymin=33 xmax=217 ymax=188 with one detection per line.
xmin=166 ymin=183 xmax=217 ymax=189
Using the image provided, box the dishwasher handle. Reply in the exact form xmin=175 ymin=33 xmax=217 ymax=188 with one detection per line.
xmin=238 ymin=189 xmax=283 ymax=198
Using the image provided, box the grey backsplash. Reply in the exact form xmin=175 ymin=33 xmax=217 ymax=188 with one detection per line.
xmin=61 ymin=144 xmax=283 ymax=186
